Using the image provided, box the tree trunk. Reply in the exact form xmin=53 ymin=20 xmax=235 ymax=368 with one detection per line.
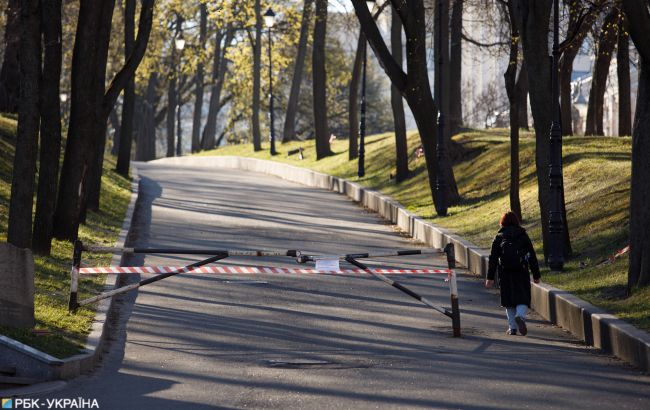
xmin=517 ymin=71 xmax=529 ymax=130
xmin=348 ymin=32 xmax=363 ymax=160
xmin=585 ymin=8 xmax=619 ymax=136
xmin=283 ymin=0 xmax=313 ymax=143
xmin=81 ymin=1 xmax=118 ymax=215
xmin=513 ymin=0 xmax=571 ymax=261
xmin=617 ymin=16 xmax=632 ymax=137
xmin=0 ymin=0 xmax=20 ymax=113
xmin=191 ymin=3 xmax=207 ymax=153
xmin=86 ymin=0 xmax=154 ymax=213
xmin=628 ymin=54 xmax=650 ymax=289
xmin=201 ymin=26 xmax=232 ymax=150
xmin=623 ymin=0 xmax=650 ymax=291
xmin=391 ymin=8 xmax=408 ymax=182
xmin=449 ymin=0 xmax=463 ymax=135
xmin=116 ymin=0 xmax=136 ymax=175
xmin=351 ymin=0 xmax=444 ymax=213
xmin=503 ymin=0 xmax=522 ymax=222
xmin=434 ymin=0 xmax=460 ymax=204
xmin=109 ymin=108 xmax=120 ymax=155
xmin=54 ymin=1 xmax=114 ymax=239
xmin=252 ymin=0 xmax=262 ymax=151
xmin=85 ymin=124 xmax=107 ymax=213
xmin=559 ymin=8 xmax=595 ymax=136
xmin=136 ymin=72 xmax=158 ymax=161
xmin=32 ymin=0 xmax=62 ymax=255
xmin=54 ymin=0 xmax=154 ymax=241
xmin=313 ymin=0 xmax=331 ymax=159
xmin=7 ymin=0 xmax=41 ymax=249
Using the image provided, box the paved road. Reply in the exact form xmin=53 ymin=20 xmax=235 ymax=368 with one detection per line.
xmin=47 ymin=158 xmax=649 ymax=409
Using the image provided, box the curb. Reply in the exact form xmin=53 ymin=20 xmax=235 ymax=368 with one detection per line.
xmin=155 ymin=155 xmax=650 ymax=371
xmin=0 ymin=168 xmax=140 ymax=382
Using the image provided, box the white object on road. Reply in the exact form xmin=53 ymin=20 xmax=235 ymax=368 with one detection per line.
xmin=315 ymin=259 xmax=340 ymax=272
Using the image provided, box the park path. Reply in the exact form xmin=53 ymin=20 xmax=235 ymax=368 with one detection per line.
xmin=46 ymin=158 xmax=649 ymax=409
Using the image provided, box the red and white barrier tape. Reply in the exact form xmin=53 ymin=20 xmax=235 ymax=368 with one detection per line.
xmin=78 ymin=266 xmax=453 ymax=275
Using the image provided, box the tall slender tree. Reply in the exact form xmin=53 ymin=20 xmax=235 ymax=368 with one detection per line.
xmin=617 ymin=12 xmax=632 ymax=136
xmin=585 ymin=7 xmax=619 ymax=136
xmin=0 ymin=0 xmax=20 ymax=113
xmin=32 ymin=0 xmax=63 ymax=255
xmin=512 ymin=0 xmax=571 ymax=260
xmin=191 ymin=3 xmax=207 ymax=153
xmin=201 ymin=25 xmax=233 ymax=150
xmin=7 ymin=0 xmax=41 ymax=249
xmin=283 ymin=0 xmax=313 ymax=143
xmin=559 ymin=1 xmax=596 ymax=136
xmin=313 ymin=0 xmax=332 ymax=159
xmin=449 ymin=0 xmax=463 ymax=135
xmin=622 ymin=0 xmax=650 ymax=290
xmin=351 ymin=0 xmax=452 ymax=214
xmin=434 ymin=0 xmax=460 ymax=203
xmin=116 ymin=0 xmax=137 ymax=175
xmin=503 ymin=0 xmax=522 ymax=221
xmin=136 ymin=72 xmax=158 ymax=161
xmin=53 ymin=0 xmax=154 ymax=241
xmin=391 ymin=6 xmax=408 ymax=182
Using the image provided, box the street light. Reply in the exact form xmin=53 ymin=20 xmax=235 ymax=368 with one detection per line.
xmin=548 ymin=0 xmax=565 ymax=271
xmin=174 ymin=34 xmax=186 ymax=51
xmin=435 ymin=0 xmax=447 ymax=216
xmin=264 ymin=8 xmax=277 ymax=155
xmin=59 ymin=92 xmax=68 ymax=102
xmin=358 ymin=0 xmax=375 ymax=178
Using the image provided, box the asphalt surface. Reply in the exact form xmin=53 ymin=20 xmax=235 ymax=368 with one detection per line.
xmin=43 ymin=158 xmax=650 ymax=409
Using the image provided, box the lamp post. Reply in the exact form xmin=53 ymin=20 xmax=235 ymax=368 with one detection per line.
xmin=548 ymin=0 xmax=564 ymax=271
xmin=59 ymin=92 xmax=69 ymax=125
xmin=435 ymin=0 xmax=447 ymax=216
xmin=174 ymin=31 xmax=185 ymax=156
xmin=359 ymin=0 xmax=375 ymax=178
xmin=264 ymin=8 xmax=277 ymax=156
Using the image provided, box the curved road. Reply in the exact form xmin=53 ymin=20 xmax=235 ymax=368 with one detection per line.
xmin=47 ymin=158 xmax=649 ymax=409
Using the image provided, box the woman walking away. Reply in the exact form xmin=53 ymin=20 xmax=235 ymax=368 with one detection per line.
xmin=485 ymin=211 xmax=541 ymax=336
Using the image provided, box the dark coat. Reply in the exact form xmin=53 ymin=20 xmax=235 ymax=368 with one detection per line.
xmin=487 ymin=226 xmax=541 ymax=308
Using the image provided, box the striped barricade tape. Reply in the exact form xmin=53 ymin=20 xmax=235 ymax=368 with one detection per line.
xmin=78 ymin=266 xmax=454 ymax=275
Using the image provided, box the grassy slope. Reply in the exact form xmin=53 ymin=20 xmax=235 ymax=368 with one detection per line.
xmin=0 ymin=114 xmax=131 ymax=358
xmin=199 ymin=129 xmax=649 ymax=331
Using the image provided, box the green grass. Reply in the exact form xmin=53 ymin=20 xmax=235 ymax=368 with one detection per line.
xmin=199 ymin=130 xmax=649 ymax=331
xmin=0 ymin=114 xmax=132 ymax=358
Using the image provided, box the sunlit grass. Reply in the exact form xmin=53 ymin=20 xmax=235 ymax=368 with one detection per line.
xmin=200 ymin=129 xmax=648 ymax=331
xmin=0 ymin=114 xmax=131 ymax=358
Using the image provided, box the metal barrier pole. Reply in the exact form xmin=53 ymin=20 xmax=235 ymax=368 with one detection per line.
xmin=345 ymin=257 xmax=450 ymax=318
xmin=81 ymin=245 xmax=298 ymax=257
xmin=297 ymin=248 xmax=444 ymax=263
xmin=443 ymin=243 xmax=461 ymax=337
xmin=68 ymin=240 xmax=83 ymax=312
xmin=450 ymin=271 xmax=461 ymax=337
xmin=71 ymin=253 xmax=228 ymax=312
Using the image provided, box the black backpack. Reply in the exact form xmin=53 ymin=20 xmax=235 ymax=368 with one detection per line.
xmin=499 ymin=235 xmax=528 ymax=271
